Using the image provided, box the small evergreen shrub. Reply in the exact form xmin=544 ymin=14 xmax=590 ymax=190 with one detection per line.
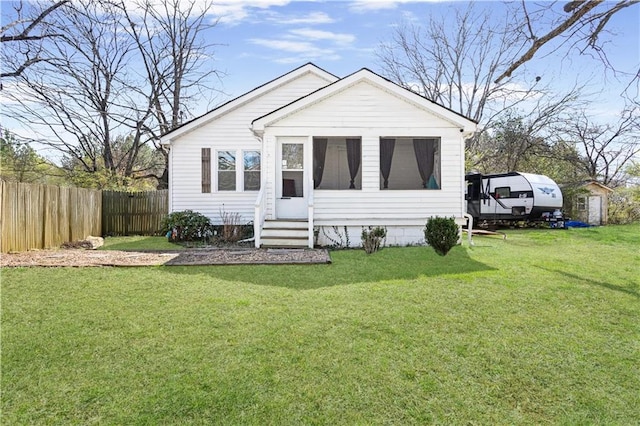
xmin=424 ymin=216 xmax=459 ymax=256
xmin=161 ymin=210 xmax=212 ymax=242
xmin=361 ymin=226 xmax=387 ymax=254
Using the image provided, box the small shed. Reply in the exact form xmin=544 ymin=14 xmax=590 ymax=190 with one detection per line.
xmin=575 ymin=181 xmax=613 ymax=225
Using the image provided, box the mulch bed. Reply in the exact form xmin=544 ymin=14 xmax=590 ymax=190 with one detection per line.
xmin=1 ymin=248 xmax=332 ymax=267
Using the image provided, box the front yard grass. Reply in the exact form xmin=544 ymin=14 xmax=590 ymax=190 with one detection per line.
xmin=2 ymin=224 xmax=639 ymax=424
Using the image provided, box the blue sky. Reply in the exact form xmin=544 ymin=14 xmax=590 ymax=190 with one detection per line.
xmin=1 ymin=0 xmax=638 ymax=151
xmin=203 ymin=0 xmax=639 ymax=120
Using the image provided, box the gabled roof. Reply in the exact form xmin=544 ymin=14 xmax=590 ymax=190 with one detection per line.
xmin=252 ymin=67 xmax=478 ymax=134
xmin=160 ymin=63 xmax=338 ymax=144
xmin=581 ymin=180 xmax=614 ymax=192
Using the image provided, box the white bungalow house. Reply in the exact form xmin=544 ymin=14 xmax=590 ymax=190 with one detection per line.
xmin=160 ymin=63 xmax=477 ymax=248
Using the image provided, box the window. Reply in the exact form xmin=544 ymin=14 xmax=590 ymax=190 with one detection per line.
xmin=577 ymin=196 xmax=587 ymax=211
xmin=217 ymin=151 xmax=236 ymax=191
xmin=380 ymin=137 xmax=440 ymax=190
xmin=201 ymin=148 xmax=211 ymax=193
xmin=495 ymin=187 xmax=511 ymax=198
xmin=243 ymin=151 xmax=261 ymax=191
xmin=313 ymin=137 xmax=361 ymax=190
xmin=215 ymin=150 xmax=261 ymax=192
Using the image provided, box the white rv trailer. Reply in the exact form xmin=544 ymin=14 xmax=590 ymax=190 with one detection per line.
xmin=465 ymin=172 xmax=563 ymax=223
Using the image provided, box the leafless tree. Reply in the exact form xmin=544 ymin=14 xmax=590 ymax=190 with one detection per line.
xmin=4 ymin=0 xmax=146 ymax=186
xmin=3 ymin=0 xmax=222 ymax=189
xmin=378 ymin=4 xmax=583 ymax=171
xmin=495 ymin=0 xmax=639 ymax=84
xmin=0 ymin=0 xmax=70 ymax=79
xmin=116 ymin=0 xmax=224 ymax=188
xmin=557 ymin=107 xmax=640 ymax=186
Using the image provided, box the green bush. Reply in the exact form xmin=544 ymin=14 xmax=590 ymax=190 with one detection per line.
xmin=424 ymin=216 xmax=459 ymax=256
xmin=161 ymin=210 xmax=212 ymax=242
xmin=609 ymin=186 xmax=640 ymax=224
xmin=361 ymin=226 xmax=387 ymax=254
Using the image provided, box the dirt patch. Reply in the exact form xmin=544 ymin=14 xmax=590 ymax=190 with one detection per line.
xmin=1 ymin=248 xmax=331 ymax=267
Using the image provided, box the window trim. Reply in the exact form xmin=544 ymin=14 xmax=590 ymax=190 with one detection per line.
xmin=214 ymin=149 xmax=261 ymax=192
xmin=379 ymin=137 xmax=441 ymax=190
xmin=242 ymin=149 xmax=261 ymax=192
xmin=216 ymin=150 xmax=237 ymax=192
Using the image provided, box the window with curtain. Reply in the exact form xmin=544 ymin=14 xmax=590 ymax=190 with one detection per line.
xmin=217 ymin=151 xmax=236 ymax=191
xmin=379 ymin=137 xmax=441 ymax=190
xmin=243 ymin=151 xmax=261 ymax=191
xmin=313 ymin=137 xmax=362 ymax=190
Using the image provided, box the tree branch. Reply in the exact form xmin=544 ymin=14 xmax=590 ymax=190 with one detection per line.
xmin=495 ymin=0 xmax=604 ymax=83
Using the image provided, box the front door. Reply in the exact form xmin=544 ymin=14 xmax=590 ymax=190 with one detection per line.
xmin=276 ymin=138 xmax=308 ymax=219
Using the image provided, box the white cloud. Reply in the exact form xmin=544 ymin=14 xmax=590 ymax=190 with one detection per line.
xmin=212 ymin=0 xmax=291 ymax=24
xmin=348 ymin=0 xmax=447 ymax=13
xmin=248 ymin=38 xmax=342 ymax=62
xmin=247 ymin=23 xmax=356 ymax=64
xmin=249 ymin=38 xmax=323 ymax=53
xmin=288 ymin=28 xmax=355 ymax=44
xmin=272 ymin=11 xmax=335 ymax=25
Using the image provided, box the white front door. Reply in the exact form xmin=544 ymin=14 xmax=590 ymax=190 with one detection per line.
xmin=276 ymin=137 xmax=308 ymax=219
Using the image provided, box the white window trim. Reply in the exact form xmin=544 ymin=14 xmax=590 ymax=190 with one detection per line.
xmin=215 ymin=149 xmax=238 ymax=192
xmin=215 ymin=149 xmax=261 ymax=192
xmin=242 ymin=149 xmax=261 ymax=192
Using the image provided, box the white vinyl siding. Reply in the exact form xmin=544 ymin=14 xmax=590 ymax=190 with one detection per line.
xmin=261 ymin=80 xmax=466 ymax=225
xmin=167 ymin=71 xmax=331 ymax=224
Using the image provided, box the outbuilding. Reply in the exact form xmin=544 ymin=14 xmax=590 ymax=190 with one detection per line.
xmin=574 ymin=181 xmax=613 ymax=225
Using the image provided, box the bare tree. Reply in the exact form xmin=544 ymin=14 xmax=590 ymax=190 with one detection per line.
xmin=0 ymin=0 xmax=70 ymax=79
xmin=116 ymin=0 xmax=224 ymax=188
xmin=378 ymin=4 xmax=583 ymax=172
xmin=3 ymin=0 xmax=222 ymax=189
xmin=4 ymin=1 xmax=143 ymax=186
xmin=495 ymin=0 xmax=640 ymax=84
xmin=558 ymin=107 xmax=640 ymax=186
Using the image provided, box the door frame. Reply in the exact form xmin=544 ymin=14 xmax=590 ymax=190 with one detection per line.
xmin=275 ymin=136 xmax=310 ymax=219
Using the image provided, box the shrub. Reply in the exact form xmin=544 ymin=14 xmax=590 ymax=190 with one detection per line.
xmin=161 ymin=210 xmax=212 ymax=242
xmin=424 ymin=216 xmax=459 ymax=256
xmin=361 ymin=226 xmax=387 ymax=254
xmin=219 ymin=207 xmax=243 ymax=243
xmin=609 ymin=186 xmax=640 ymax=224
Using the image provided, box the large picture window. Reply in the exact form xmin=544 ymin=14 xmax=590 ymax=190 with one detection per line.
xmin=313 ymin=137 xmax=362 ymax=190
xmin=380 ymin=137 xmax=441 ymax=190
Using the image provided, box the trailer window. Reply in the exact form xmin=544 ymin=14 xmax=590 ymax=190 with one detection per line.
xmin=495 ymin=187 xmax=511 ymax=198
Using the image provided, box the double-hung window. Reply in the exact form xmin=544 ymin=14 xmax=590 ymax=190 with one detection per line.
xmin=217 ymin=151 xmax=236 ymax=191
xmin=209 ymin=150 xmax=260 ymax=192
xmin=243 ymin=150 xmax=261 ymax=191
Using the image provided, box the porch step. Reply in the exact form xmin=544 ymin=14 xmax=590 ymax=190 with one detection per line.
xmin=260 ymin=220 xmax=309 ymax=248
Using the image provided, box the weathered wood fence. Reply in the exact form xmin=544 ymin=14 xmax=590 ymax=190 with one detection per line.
xmin=0 ymin=181 xmax=168 ymax=253
xmin=102 ymin=190 xmax=168 ymax=236
xmin=1 ymin=181 xmax=102 ymax=253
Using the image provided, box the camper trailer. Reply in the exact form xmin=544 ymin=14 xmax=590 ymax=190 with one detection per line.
xmin=466 ymin=172 xmax=563 ymax=225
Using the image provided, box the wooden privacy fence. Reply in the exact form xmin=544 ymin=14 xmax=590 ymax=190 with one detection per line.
xmin=102 ymin=190 xmax=168 ymax=236
xmin=1 ymin=181 xmax=102 ymax=253
xmin=1 ymin=182 xmax=169 ymax=253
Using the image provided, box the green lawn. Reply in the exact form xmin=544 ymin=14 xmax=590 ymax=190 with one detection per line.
xmin=2 ymin=225 xmax=639 ymax=424
xmin=100 ymin=235 xmax=184 ymax=251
